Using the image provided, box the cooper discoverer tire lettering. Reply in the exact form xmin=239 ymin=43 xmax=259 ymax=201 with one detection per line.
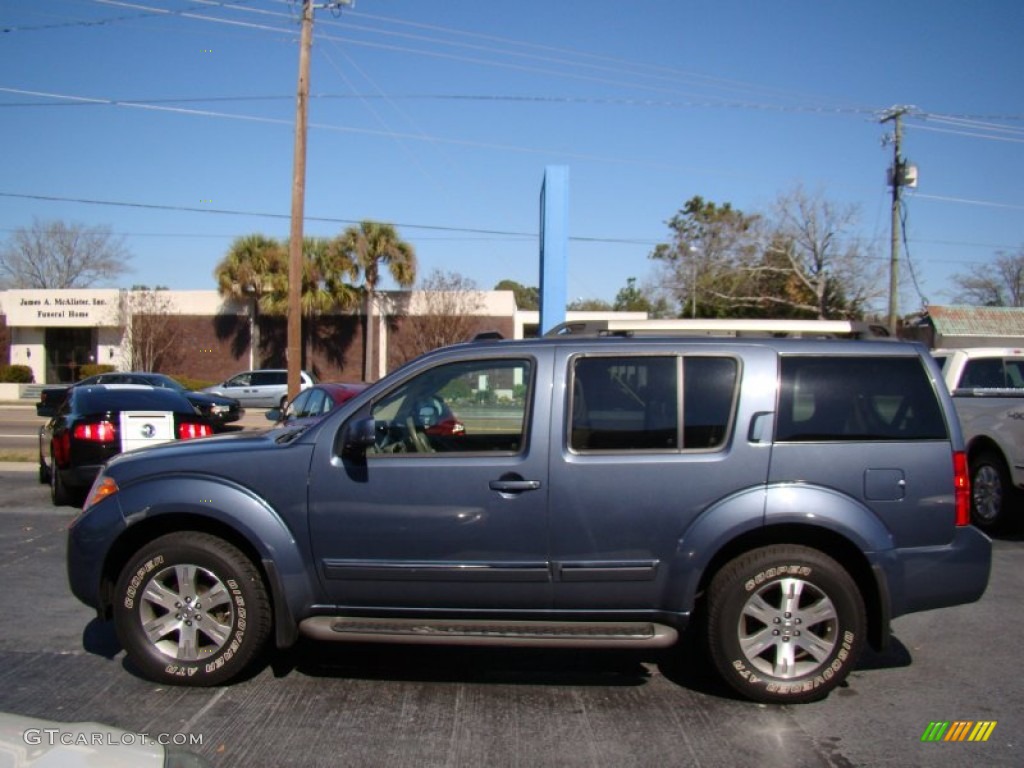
xmin=707 ymin=545 xmax=865 ymax=704
xmin=113 ymin=532 xmax=271 ymax=686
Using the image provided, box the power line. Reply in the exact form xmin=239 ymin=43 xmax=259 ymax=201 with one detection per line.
xmin=0 ymin=190 xmax=667 ymax=245
xmin=2 ymin=0 xmax=260 ymax=33
xmin=3 ymin=192 xmax=1016 ymax=261
xmin=910 ymin=193 xmax=1024 ymax=212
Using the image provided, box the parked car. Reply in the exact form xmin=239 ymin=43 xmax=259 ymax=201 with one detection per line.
xmin=66 ymin=323 xmax=990 ymax=704
xmin=266 ymin=383 xmax=370 ymax=427
xmin=40 ymin=385 xmax=214 ymax=506
xmin=36 ymin=372 xmax=244 ymax=430
xmin=202 ymin=368 xmax=316 ymax=409
xmin=931 ymin=347 xmax=1024 ymax=532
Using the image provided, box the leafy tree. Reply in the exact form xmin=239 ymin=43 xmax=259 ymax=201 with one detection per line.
xmin=214 ymin=234 xmax=286 ymax=367
xmin=333 ymin=221 xmax=417 ymax=381
xmin=612 ymin=277 xmax=673 ymax=317
xmin=0 ymin=217 xmax=131 ymax=288
xmin=651 ymin=188 xmax=878 ymax=319
xmin=950 ymin=246 xmax=1024 ymax=306
xmin=215 ymin=234 xmax=359 ymax=368
xmin=494 ymin=279 xmax=539 ymax=310
xmin=567 ymin=297 xmax=613 ymax=311
xmin=650 ymin=196 xmax=760 ymax=318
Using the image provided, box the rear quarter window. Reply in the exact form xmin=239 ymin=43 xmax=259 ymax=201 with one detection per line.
xmin=776 ymin=356 xmax=947 ymax=442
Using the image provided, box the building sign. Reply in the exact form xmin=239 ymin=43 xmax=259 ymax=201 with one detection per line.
xmin=2 ymin=290 xmax=122 ymax=327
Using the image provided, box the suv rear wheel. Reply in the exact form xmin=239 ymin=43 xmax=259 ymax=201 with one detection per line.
xmin=707 ymin=545 xmax=865 ymax=704
xmin=113 ymin=532 xmax=271 ymax=686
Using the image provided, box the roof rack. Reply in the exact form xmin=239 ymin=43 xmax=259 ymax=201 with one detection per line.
xmin=543 ymin=318 xmax=891 ymax=340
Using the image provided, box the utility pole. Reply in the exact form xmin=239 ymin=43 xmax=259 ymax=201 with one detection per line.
xmin=880 ymin=106 xmax=910 ymax=338
xmin=286 ymin=0 xmax=353 ymax=401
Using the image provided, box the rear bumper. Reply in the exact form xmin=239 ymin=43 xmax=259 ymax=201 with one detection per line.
xmin=884 ymin=526 xmax=992 ymax=619
xmin=61 ymin=463 xmax=103 ymax=491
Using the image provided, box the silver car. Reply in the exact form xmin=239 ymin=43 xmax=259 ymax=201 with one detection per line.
xmin=202 ymin=368 xmax=316 ymax=408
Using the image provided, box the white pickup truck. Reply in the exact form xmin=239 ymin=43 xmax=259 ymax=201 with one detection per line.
xmin=932 ymin=347 xmax=1024 ymax=532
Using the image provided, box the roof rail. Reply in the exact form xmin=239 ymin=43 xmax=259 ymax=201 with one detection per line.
xmin=543 ymin=318 xmax=890 ymax=339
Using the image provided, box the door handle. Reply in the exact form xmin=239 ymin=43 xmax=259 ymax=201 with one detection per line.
xmin=489 ymin=479 xmax=541 ymax=492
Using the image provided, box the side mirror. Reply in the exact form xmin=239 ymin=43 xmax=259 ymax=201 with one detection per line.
xmin=266 ymin=408 xmax=282 ymax=422
xmin=342 ymin=417 xmax=377 ymax=456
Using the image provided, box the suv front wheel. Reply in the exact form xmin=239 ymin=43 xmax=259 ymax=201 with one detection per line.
xmin=707 ymin=545 xmax=865 ymax=704
xmin=114 ymin=532 xmax=272 ymax=686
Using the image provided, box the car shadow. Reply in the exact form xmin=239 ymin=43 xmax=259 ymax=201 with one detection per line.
xmin=82 ymin=618 xmax=121 ymax=659
xmin=83 ymin=618 xmax=915 ymax=697
xmin=271 ymin=639 xmax=655 ymax=688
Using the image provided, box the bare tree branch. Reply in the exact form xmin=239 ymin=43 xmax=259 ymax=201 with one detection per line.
xmin=0 ymin=217 xmax=132 ymax=288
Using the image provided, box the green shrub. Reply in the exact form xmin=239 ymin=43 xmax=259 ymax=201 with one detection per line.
xmin=439 ymin=379 xmax=472 ymax=402
xmin=0 ymin=365 xmax=34 ymax=383
xmin=171 ymin=375 xmax=216 ymax=391
xmin=78 ymin=364 xmax=115 ymax=379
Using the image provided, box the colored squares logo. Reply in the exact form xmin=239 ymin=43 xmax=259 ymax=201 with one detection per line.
xmin=921 ymin=721 xmax=997 ymax=742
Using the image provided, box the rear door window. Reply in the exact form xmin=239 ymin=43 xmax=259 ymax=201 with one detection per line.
xmin=776 ymin=356 xmax=947 ymax=442
xmin=569 ymin=355 xmax=738 ymax=452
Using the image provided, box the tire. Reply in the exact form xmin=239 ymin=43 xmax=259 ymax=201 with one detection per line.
xmin=113 ymin=532 xmax=272 ymax=686
xmin=50 ymin=454 xmax=71 ymax=507
xmin=970 ymin=451 xmax=1013 ymax=533
xmin=707 ymin=545 xmax=866 ymax=704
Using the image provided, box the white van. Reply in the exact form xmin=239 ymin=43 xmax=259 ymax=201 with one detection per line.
xmin=203 ymin=368 xmax=316 ymax=408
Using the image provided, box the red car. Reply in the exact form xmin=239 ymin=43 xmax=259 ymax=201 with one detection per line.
xmin=266 ymin=383 xmax=371 ymax=427
xmin=269 ymin=383 xmax=466 ymax=441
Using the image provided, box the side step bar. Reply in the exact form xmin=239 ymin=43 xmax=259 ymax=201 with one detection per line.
xmin=299 ymin=617 xmax=678 ymax=649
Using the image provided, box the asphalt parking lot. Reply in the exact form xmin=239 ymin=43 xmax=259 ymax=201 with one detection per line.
xmin=0 ymin=467 xmax=1021 ymax=767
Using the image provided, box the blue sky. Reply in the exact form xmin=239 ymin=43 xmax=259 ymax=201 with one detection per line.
xmin=2 ymin=0 xmax=1022 ymax=315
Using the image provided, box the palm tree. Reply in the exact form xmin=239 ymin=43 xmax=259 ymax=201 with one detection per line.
xmin=295 ymin=237 xmax=360 ymax=368
xmin=333 ymin=221 xmax=416 ymax=381
xmin=215 ymin=234 xmax=286 ymax=368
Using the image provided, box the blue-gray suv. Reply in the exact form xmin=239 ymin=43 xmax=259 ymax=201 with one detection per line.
xmin=66 ymin=331 xmax=990 ymax=703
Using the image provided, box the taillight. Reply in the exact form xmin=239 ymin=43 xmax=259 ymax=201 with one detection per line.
xmin=953 ymin=451 xmax=971 ymax=527
xmin=54 ymin=431 xmax=71 ymax=465
xmin=178 ymin=422 xmax=213 ymax=440
xmin=73 ymin=421 xmax=115 ymax=442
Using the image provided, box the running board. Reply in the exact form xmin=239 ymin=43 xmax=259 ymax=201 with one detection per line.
xmin=299 ymin=617 xmax=678 ymax=649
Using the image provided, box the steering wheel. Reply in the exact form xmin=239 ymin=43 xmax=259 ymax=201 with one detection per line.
xmin=404 ymin=415 xmax=435 ymax=453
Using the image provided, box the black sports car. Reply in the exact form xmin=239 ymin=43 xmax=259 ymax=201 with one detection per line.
xmin=36 ymin=372 xmax=244 ymax=429
xmin=39 ymin=384 xmax=215 ymax=506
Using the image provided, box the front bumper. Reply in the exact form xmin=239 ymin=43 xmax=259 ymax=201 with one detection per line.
xmin=66 ymin=495 xmax=126 ymax=613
